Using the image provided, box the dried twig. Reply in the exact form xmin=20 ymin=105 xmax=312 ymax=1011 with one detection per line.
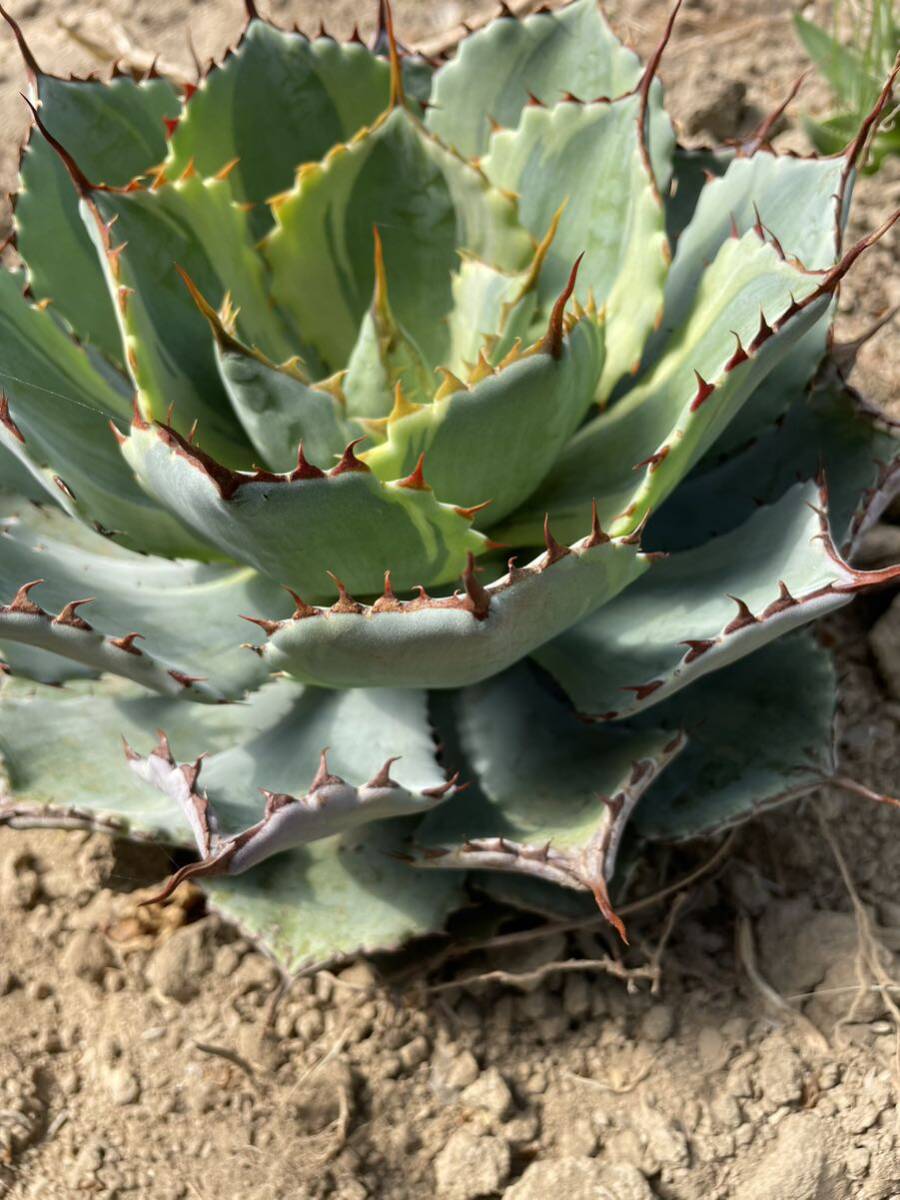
xmin=193 ymin=1041 xmax=261 ymax=1092
xmin=424 ymin=956 xmax=657 ymax=995
xmin=817 ymin=812 xmax=900 ymax=1092
xmin=564 ymin=1051 xmax=660 ymax=1095
xmin=736 ymin=915 xmax=830 ymax=1054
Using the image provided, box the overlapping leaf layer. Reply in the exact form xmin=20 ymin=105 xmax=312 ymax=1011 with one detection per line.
xmin=0 ymin=0 xmax=897 ymax=970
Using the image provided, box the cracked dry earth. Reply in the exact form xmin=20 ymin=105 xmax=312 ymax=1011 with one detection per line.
xmin=1 ymin=0 xmax=900 ymax=1198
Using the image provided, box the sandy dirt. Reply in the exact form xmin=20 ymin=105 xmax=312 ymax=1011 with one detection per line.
xmin=1 ymin=2 xmax=900 ymax=1198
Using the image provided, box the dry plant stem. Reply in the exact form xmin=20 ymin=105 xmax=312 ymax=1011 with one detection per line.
xmin=736 ymin=914 xmax=831 ymax=1054
xmin=564 ymin=1051 xmax=661 ymax=1094
xmin=816 ymin=811 xmax=900 ymax=1099
xmin=830 ymin=775 xmax=900 ymax=810
xmin=424 ymin=956 xmax=658 ymax=995
xmin=644 ymin=889 xmax=690 ymax=994
xmin=193 ymin=1041 xmax=261 ymax=1091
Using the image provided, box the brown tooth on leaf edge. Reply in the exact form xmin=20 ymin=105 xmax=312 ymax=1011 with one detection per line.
xmin=634 ymin=445 xmax=670 ymax=472
xmin=689 ymin=370 xmax=715 ymax=412
xmin=291 ymin=442 xmax=325 ymax=480
xmin=749 ymin=310 xmax=774 ymax=353
xmin=327 ymin=572 xmax=364 ymax=614
xmin=621 ymin=679 xmax=664 ymax=701
xmin=240 ymin=614 xmax=282 ymax=636
xmin=422 ymin=771 xmax=460 ymax=799
xmin=0 ymin=393 xmax=25 ymax=443
xmin=453 ymin=498 xmax=492 ymax=522
xmin=280 ymin=585 xmax=320 ymax=621
xmin=366 ymin=756 xmax=402 ymax=789
xmin=681 ymin=638 xmax=716 ymax=662
xmin=330 ymin=437 xmax=370 ymax=476
xmin=53 ymin=598 xmax=94 ymax=630
xmin=462 ymin=552 xmax=491 ymax=619
xmin=372 ymin=570 xmax=403 ymax=613
xmin=723 ymin=595 xmax=758 ymax=633
xmin=397 ymin=452 xmax=429 ymax=491
xmin=542 ymin=252 xmax=584 ymax=359
xmin=310 ymin=747 xmax=344 ymax=791
xmin=53 ymin=475 xmax=75 ymax=502
xmin=542 ymin=514 xmax=571 ymax=565
xmin=585 ymin=497 xmax=611 ymax=547
xmin=725 ymin=331 xmax=748 ymax=371
xmin=167 ymin=670 xmax=206 ymax=690
xmin=4 ymin=579 xmax=45 ymax=615
xmin=111 ymin=632 xmax=144 ymax=655
xmin=761 ymin=580 xmax=798 ymax=618
xmin=163 ymin=116 xmax=179 ymax=139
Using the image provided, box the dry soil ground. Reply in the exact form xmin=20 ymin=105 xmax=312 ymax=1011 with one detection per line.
xmin=0 ymin=2 xmax=899 ymax=1199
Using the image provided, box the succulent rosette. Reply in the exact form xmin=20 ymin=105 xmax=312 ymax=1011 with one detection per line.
xmin=0 ymin=0 xmax=897 ymax=970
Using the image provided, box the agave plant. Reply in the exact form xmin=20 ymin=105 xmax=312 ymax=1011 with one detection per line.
xmin=0 ymin=0 xmax=898 ymax=971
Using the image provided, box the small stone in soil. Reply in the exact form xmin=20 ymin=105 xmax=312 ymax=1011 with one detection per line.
xmin=433 ymin=1130 xmax=510 ymax=1200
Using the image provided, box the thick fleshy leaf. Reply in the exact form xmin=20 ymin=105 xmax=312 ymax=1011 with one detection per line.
xmin=362 ymin=316 xmax=604 ymax=526
xmin=631 ymin=633 xmax=836 ymax=840
xmin=0 ymin=503 xmax=286 ymax=701
xmin=0 ymin=271 xmax=205 ymax=557
xmin=0 ymin=673 xmax=462 ymax=970
xmin=85 ymin=173 xmax=295 ymax=464
xmin=342 ymin=230 xmax=437 ymax=418
xmin=202 ymin=826 xmax=463 ymax=974
xmin=483 ymin=91 xmax=673 ymax=396
xmin=426 ymin=0 xmax=643 ymax=159
xmin=185 ymin=288 xmax=351 ymax=472
xmin=648 ymin=151 xmax=849 ymax=457
xmin=663 ymin=145 xmax=733 ymax=252
xmin=255 ymin=523 xmax=649 ymax=689
xmin=443 ymin=253 xmax=543 ymax=379
xmin=657 ymin=152 xmax=846 ymax=345
xmin=0 ymin=445 xmax=49 ymax=502
xmin=496 ymin=232 xmax=838 ymax=546
xmin=165 ymin=21 xmax=394 ymax=239
xmin=534 ymin=481 xmax=900 ymax=721
xmin=127 ymin=684 xmax=461 ymax=891
xmin=649 ymin=370 xmax=900 ymax=554
xmin=0 ymin=640 xmax=98 ymax=685
xmin=416 ymin=663 xmax=685 ymax=928
xmin=17 ymin=72 xmax=178 ymax=362
xmin=215 ymin=344 xmax=349 ymax=474
xmin=262 ymin=105 xmax=532 ymax=372
xmin=0 ymin=675 xmax=293 ymax=840
xmin=122 ymin=419 xmax=488 ymax=599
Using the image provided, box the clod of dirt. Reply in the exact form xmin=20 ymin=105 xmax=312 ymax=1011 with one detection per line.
xmin=460 ymin=1067 xmax=515 ymax=1121
xmin=0 ymin=853 xmax=41 ymax=910
xmin=731 ymin=1113 xmax=831 ymax=1200
xmin=144 ymin=918 xmax=214 ymax=1002
xmin=60 ymin=927 xmax=115 ymax=984
xmin=504 ymin=1158 xmax=656 ymax=1200
xmin=681 ymin=73 xmax=750 ymax=141
xmin=757 ymin=1042 xmax=804 ymax=1107
xmin=434 ymin=1129 xmax=511 ymax=1199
